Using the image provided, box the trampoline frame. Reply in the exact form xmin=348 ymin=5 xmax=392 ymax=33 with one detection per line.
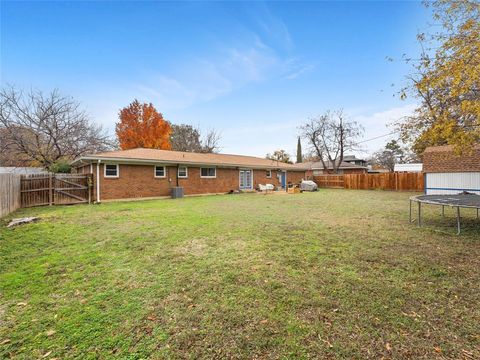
xmin=409 ymin=195 xmax=480 ymax=235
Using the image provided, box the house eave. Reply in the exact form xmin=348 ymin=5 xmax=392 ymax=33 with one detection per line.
xmin=71 ymin=156 xmax=306 ymax=171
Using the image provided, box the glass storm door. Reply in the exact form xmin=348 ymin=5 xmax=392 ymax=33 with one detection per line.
xmin=239 ymin=170 xmax=252 ymax=190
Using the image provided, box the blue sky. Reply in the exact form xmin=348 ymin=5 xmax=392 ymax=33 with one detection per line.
xmin=1 ymin=1 xmax=430 ymax=158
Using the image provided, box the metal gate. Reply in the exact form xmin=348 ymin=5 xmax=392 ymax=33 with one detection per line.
xmin=21 ymin=173 xmax=93 ymax=207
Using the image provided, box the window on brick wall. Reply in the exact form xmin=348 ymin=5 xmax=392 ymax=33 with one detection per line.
xmin=200 ymin=167 xmax=216 ymax=178
xmin=266 ymin=170 xmax=272 ymax=178
xmin=154 ymin=166 xmax=166 ymax=178
xmin=104 ymin=164 xmax=119 ymax=178
xmin=178 ymin=166 xmax=188 ymax=178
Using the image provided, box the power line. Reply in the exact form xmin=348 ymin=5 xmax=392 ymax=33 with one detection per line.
xmin=357 ymin=123 xmax=480 ymax=145
xmin=357 ymin=131 xmax=398 ymax=144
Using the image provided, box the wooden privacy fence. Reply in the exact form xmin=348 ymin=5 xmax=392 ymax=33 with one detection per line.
xmin=313 ymin=175 xmax=344 ymax=188
xmin=314 ymin=172 xmax=424 ymax=191
xmin=0 ymin=173 xmax=21 ymax=218
xmin=21 ymin=173 xmax=93 ymax=207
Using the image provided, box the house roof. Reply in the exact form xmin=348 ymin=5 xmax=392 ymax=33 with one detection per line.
xmin=342 ymin=155 xmax=365 ymax=161
xmin=72 ymin=148 xmax=309 ymax=171
xmin=423 ymin=144 xmax=480 ymax=173
xmin=423 ymin=144 xmax=480 ymax=153
xmin=295 ymin=160 xmax=368 ymax=171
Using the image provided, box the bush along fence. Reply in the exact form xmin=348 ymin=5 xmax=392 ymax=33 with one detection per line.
xmin=0 ymin=173 xmax=21 ymax=218
xmin=313 ymin=172 xmax=424 ymax=192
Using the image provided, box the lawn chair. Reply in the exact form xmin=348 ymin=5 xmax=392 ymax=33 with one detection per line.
xmin=258 ymin=184 xmax=274 ymax=194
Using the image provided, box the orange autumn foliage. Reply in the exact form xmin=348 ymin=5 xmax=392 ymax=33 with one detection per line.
xmin=116 ymin=100 xmax=171 ymax=150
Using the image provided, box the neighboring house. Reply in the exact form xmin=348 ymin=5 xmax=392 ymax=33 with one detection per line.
xmin=394 ymin=163 xmax=423 ymax=173
xmin=71 ymin=148 xmax=308 ymax=201
xmin=423 ymin=145 xmax=480 ymax=195
xmin=296 ymin=160 xmax=368 ymax=177
xmin=0 ymin=167 xmax=45 ymax=175
xmin=367 ymin=165 xmax=391 ymax=174
xmin=342 ymin=155 xmax=367 ymax=167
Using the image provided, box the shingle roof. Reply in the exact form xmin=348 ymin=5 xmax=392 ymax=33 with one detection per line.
xmin=342 ymin=155 xmax=365 ymax=161
xmin=423 ymin=144 xmax=480 ymax=173
xmin=72 ymin=148 xmax=308 ymax=171
xmin=423 ymin=144 xmax=480 ymax=153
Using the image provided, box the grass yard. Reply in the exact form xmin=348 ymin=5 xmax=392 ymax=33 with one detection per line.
xmin=1 ymin=190 xmax=479 ymax=359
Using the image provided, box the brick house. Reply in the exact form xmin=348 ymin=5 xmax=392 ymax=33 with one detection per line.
xmin=72 ymin=148 xmax=307 ymax=201
xmin=423 ymin=145 xmax=480 ymax=195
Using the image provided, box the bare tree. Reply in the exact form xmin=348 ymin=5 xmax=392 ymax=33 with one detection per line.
xmin=201 ymin=129 xmax=222 ymax=153
xmin=299 ymin=110 xmax=363 ymax=174
xmin=170 ymin=124 xmax=221 ymax=153
xmin=0 ymin=127 xmax=34 ymax=166
xmin=0 ymin=86 xmax=114 ymax=169
xmin=369 ymin=139 xmax=419 ymax=171
xmin=170 ymin=124 xmax=202 ymax=152
xmin=369 ymin=150 xmax=396 ymax=172
xmin=266 ymin=149 xmax=292 ymax=164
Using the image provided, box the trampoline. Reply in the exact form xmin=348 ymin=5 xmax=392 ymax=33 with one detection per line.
xmin=409 ymin=194 xmax=480 ymax=235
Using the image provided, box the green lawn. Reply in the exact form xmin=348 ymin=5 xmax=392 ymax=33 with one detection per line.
xmin=1 ymin=190 xmax=479 ymax=359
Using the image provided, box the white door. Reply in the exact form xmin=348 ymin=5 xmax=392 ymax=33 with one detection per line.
xmin=239 ymin=170 xmax=253 ymax=190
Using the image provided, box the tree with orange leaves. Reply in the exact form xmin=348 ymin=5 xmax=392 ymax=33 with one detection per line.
xmin=115 ymin=100 xmax=171 ymax=150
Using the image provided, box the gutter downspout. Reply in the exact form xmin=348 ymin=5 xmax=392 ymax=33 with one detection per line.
xmin=96 ymin=160 xmax=101 ymax=203
xmin=176 ymin=164 xmax=179 ymax=187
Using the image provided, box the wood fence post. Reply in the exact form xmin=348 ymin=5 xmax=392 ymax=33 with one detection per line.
xmin=49 ymin=173 xmax=53 ymax=206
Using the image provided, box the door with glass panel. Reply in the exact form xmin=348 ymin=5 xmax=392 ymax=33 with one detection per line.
xmin=239 ymin=170 xmax=253 ymax=190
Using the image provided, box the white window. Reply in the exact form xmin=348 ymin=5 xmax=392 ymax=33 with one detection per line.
xmin=104 ymin=164 xmax=119 ymax=178
xmin=266 ymin=170 xmax=272 ymax=178
xmin=154 ymin=166 xmax=166 ymax=178
xmin=178 ymin=166 xmax=188 ymax=178
xmin=200 ymin=167 xmax=216 ymax=178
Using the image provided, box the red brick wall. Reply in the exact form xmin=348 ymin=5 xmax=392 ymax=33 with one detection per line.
xmin=253 ymin=169 xmax=277 ymax=188
xmin=86 ymin=163 xmax=305 ymax=201
xmin=176 ymin=167 xmax=239 ymax=196
xmin=423 ymin=146 xmax=480 ymax=173
xmin=286 ymin=170 xmax=305 ymax=184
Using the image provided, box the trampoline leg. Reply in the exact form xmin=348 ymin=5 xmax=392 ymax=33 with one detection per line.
xmin=456 ymin=207 xmax=461 ymax=235
xmin=417 ymin=202 xmax=421 ymax=227
xmin=477 ymin=208 xmax=479 ymax=219
xmin=442 ymin=205 xmax=445 ymax=217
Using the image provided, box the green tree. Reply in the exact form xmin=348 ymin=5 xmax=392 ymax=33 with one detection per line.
xmin=397 ymin=0 xmax=480 ymax=155
xmin=49 ymin=160 xmax=72 ymax=173
xmin=296 ymin=137 xmax=303 ymax=163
